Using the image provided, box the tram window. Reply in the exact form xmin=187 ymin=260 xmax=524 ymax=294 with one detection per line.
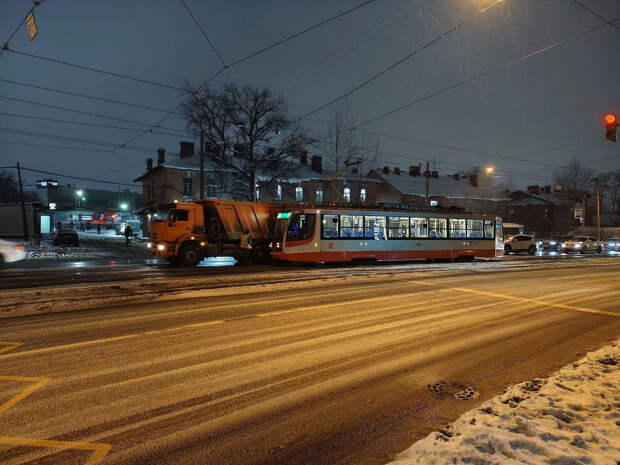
xmin=340 ymin=215 xmax=364 ymax=238
xmin=287 ymin=214 xmax=315 ymax=241
xmin=467 ymin=219 xmax=484 ymax=238
xmin=410 ymin=217 xmax=428 ymax=238
xmin=484 ymin=220 xmax=495 ymax=239
xmin=364 ymin=216 xmax=387 ymax=240
xmin=449 ymin=219 xmax=467 ymax=238
xmin=322 ymin=214 xmax=339 ymax=238
xmin=428 ymin=218 xmax=447 ymax=238
xmin=389 ymin=217 xmax=409 ymax=238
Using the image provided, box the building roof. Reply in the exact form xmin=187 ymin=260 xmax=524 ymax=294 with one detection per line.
xmin=509 ymin=190 xmax=567 ymax=207
xmin=134 ymin=152 xmax=378 ymax=183
xmin=373 ymin=170 xmax=508 ymax=201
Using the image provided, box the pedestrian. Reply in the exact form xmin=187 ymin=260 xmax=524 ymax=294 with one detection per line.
xmin=97 ymin=223 xmax=101 ymax=235
xmin=80 ymin=222 xmax=85 ymax=232
xmin=124 ymin=225 xmax=133 ymax=246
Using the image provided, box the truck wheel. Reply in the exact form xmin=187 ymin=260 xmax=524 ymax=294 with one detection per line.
xmin=528 ymin=245 xmax=536 ymax=255
xmin=179 ymin=245 xmax=202 ymax=267
xmin=250 ymin=244 xmax=269 ymax=264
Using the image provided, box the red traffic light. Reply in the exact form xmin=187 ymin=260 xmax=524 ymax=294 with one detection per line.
xmin=605 ymin=113 xmax=616 ymax=125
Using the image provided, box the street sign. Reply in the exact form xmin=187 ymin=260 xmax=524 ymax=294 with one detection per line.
xmin=25 ymin=12 xmax=38 ymax=41
xmin=36 ymin=179 xmax=59 ymax=188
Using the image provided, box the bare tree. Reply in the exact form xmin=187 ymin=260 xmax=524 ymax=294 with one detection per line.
xmin=553 ymin=157 xmax=594 ymax=192
xmin=322 ymin=106 xmax=381 ymax=200
xmin=608 ymin=171 xmax=620 ymax=214
xmin=183 ymin=82 xmax=310 ymax=201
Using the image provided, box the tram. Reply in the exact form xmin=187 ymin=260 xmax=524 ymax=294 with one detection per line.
xmin=270 ymin=207 xmax=504 ymax=263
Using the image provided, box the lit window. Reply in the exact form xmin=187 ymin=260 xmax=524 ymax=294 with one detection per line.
xmin=449 ymin=218 xmax=467 ymax=238
xmin=315 ymin=187 xmax=323 ymax=204
xmin=360 ymin=188 xmax=367 ymax=203
xmin=428 ymin=218 xmax=447 ymax=238
xmin=388 ymin=217 xmax=409 ymax=238
xmin=295 ymin=186 xmax=303 ymax=202
xmin=410 ymin=217 xmax=428 ymax=238
xmin=364 ymin=216 xmax=387 ymax=240
xmin=467 ymin=219 xmax=484 ymax=238
xmin=255 ymin=184 xmax=260 ymax=201
xmin=276 ymin=184 xmax=282 ymax=201
xmin=430 ymin=200 xmax=438 ymax=207
xmin=465 ymin=201 xmax=472 ymax=213
xmin=343 ymin=187 xmax=351 ymax=203
xmin=339 ymin=215 xmax=363 ymax=238
xmin=183 ymin=177 xmax=193 ymax=197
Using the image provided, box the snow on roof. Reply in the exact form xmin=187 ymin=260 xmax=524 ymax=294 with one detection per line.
xmin=374 ymin=171 xmax=508 ymax=201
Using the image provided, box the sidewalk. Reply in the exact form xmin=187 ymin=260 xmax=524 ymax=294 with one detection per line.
xmin=388 ymin=338 xmax=619 ymax=465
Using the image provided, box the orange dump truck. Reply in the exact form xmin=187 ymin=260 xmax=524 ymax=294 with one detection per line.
xmin=148 ymin=199 xmax=283 ymax=266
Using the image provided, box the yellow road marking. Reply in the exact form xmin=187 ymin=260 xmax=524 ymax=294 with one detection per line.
xmin=0 ymin=341 xmax=22 ymax=354
xmin=0 ymin=344 xmax=112 ymax=465
xmin=452 ymin=287 xmax=619 ymax=317
xmin=0 ymin=376 xmax=51 ymax=416
xmin=0 ymin=436 xmax=111 ymax=465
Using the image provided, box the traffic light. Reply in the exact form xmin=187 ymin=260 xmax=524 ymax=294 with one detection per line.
xmin=605 ymin=113 xmax=617 ymax=142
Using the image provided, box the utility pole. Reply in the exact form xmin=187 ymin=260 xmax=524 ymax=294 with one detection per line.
xmin=425 ymin=161 xmax=430 ymax=208
xmin=596 ymin=177 xmax=601 ymax=242
xmin=16 ymin=162 xmax=29 ymax=241
xmin=199 ymin=128 xmax=205 ymax=199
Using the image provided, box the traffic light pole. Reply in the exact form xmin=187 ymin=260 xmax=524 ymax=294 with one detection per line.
xmin=16 ymin=162 xmax=29 ymax=241
xmin=596 ymin=177 xmax=600 ymax=242
xmin=199 ymin=128 xmax=204 ymax=199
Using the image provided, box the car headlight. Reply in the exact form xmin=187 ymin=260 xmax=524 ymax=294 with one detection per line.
xmin=147 ymin=242 xmax=152 ymax=248
xmin=575 ymin=244 xmax=581 ymax=248
xmin=550 ymin=241 xmax=556 ymax=245
xmin=157 ymin=244 xmax=165 ymax=251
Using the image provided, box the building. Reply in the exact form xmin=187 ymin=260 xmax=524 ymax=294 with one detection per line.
xmin=507 ymin=185 xmax=574 ymax=235
xmin=368 ymin=165 xmax=509 ymax=216
xmin=133 ymin=142 xmax=381 ymax=207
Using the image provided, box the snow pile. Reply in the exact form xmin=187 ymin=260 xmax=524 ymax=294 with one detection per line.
xmin=389 ymin=339 xmax=620 ymax=465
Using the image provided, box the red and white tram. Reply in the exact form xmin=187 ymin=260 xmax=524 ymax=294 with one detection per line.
xmin=270 ymin=207 xmax=504 ymax=263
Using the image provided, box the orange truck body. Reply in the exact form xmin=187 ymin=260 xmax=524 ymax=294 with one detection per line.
xmin=148 ymin=199 xmax=284 ymax=266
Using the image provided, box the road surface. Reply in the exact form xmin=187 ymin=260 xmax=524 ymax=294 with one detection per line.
xmin=0 ymin=258 xmax=618 ymax=464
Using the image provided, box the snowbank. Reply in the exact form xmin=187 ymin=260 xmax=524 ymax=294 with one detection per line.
xmin=389 ymin=339 xmax=620 ymax=465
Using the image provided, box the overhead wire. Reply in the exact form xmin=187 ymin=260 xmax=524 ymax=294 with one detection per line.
xmin=179 ymin=0 xmax=227 ymax=67
xmin=298 ymin=0 xmax=505 ymax=120
xmin=572 ymin=0 xmax=620 ymax=31
xmin=0 ymin=78 xmax=183 ymax=114
xmin=0 ymin=95 xmax=187 ymax=132
xmin=0 ymin=140 xmax=114 ymax=153
xmin=0 ymin=112 xmax=190 ymax=137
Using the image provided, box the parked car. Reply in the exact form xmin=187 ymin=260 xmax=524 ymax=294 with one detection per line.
xmin=0 ymin=238 xmax=27 ymax=264
xmin=558 ymin=236 xmax=602 ymax=254
xmin=538 ymin=234 xmax=571 ymax=251
xmin=504 ymin=234 xmax=537 ymax=255
xmin=52 ymin=229 xmax=80 ymax=247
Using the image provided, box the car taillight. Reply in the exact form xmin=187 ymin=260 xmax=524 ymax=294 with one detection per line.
xmin=14 ymin=245 xmax=24 ymax=250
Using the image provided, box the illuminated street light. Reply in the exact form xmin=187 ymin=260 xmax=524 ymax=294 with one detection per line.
xmin=485 ymin=166 xmax=494 ymax=176
xmin=120 ymin=203 xmax=128 ymax=210
xmin=76 ymin=190 xmax=83 ymax=197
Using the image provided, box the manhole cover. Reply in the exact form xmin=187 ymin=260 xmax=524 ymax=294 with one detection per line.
xmin=427 ymin=381 xmax=479 ymax=400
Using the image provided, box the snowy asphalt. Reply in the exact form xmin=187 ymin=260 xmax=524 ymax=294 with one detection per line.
xmin=0 ymin=258 xmax=618 ymax=464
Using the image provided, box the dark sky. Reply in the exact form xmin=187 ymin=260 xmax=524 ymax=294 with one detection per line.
xmin=1 ymin=0 xmax=619 ymax=191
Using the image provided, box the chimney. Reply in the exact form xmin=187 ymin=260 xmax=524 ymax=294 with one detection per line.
xmin=542 ymin=185 xmax=551 ymax=194
xmin=179 ymin=141 xmax=194 ymax=158
xmin=469 ymin=174 xmax=478 ymax=187
xmin=394 ymin=167 xmax=400 ymax=175
xmin=146 ymin=158 xmax=153 ymax=171
xmin=431 ymin=170 xmax=438 ymax=179
xmin=527 ymin=185 xmax=540 ymax=195
xmin=453 ymin=173 xmax=460 ymax=180
xmin=300 ymin=150 xmax=308 ymax=165
xmin=157 ymin=148 xmax=165 ymax=166
xmin=409 ymin=165 xmax=421 ymax=176
xmin=311 ymin=155 xmax=322 ymax=174
xmin=383 ymin=166 xmax=390 ymax=174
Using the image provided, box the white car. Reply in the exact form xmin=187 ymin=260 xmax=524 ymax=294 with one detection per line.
xmin=559 ymin=236 xmax=603 ymax=254
xmin=0 ymin=239 xmax=27 ymax=264
xmin=504 ymin=234 xmax=537 ymax=255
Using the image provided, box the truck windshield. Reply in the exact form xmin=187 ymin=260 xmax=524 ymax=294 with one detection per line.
xmin=286 ymin=213 xmax=315 ymax=241
xmin=151 ymin=209 xmax=169 ymax=222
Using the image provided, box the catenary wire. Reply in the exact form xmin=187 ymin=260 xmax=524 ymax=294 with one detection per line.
xmin=179 ymin=0 xmax=227 ymax=67
xmin=0 ymin=0 xmax=47 ymax=58
xmin=572 ymin=0 xmax=620 ymax=31
xmin=298 ymin=0 xmax=505 ymax=120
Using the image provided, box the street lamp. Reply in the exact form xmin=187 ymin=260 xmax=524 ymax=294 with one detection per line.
xmin=485 ymin=166 xmax=494 ymax=176
xmin=120 ymin=203 xmax=128 ymax=210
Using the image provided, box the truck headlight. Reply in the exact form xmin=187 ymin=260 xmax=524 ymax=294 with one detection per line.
xmin=157 ymin=244 xmax=165 ymax=251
